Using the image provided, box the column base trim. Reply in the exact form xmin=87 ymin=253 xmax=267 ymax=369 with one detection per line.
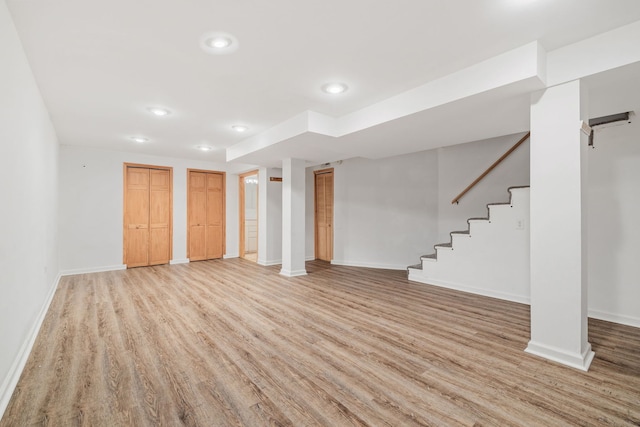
xmin=258 ymin=259 xmax=281 ymax=266
xmin=279 ymin=269 xmax=307 ymax=277
xmin=525 ymin=340 xmax=595 ymax=371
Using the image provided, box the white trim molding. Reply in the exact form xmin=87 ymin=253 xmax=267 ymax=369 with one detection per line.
xmin=525 ymin=341 xmax=595 ymax=372
xmin=279 ymin=269 xmax=308 ymax=277
xmin=331 ymin=259 xmax=408 ymax=271
xmin=589 ymin=309 xmax=640 ymax=329
xmin=0 ymin=273 xmax=62 ymax=419
xmin=258 ymin=259 xmax=281 ymax=266
xmin=60 ymin=264 xmax=126 ymax=276
xmin=258 ymin=256 xmax=313 ymax=266
xmin=407 ymin=274 xmax=531 ymax=305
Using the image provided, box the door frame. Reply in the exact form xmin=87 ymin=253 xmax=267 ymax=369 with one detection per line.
xmin=239 ymin=170 xmax=259 ymax=260
xmin=314 ymin=168 xmax=334 ymax=261
xmin=186 ymin=169 xmax=226 ymax=259
xmin=123 ymin=162 xmax=173 ymax=266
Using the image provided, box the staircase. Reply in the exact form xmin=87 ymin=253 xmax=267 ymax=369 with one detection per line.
xmin=407 ymin=186 xmax=531 ymax=304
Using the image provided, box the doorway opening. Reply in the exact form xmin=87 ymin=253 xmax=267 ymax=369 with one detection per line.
xmin=239 ymin=171 xmax=259 ymax=262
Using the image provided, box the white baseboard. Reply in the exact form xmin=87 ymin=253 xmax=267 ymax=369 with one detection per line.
xmin=588 ymin=309 xmax=640 ymax=328
xmin=330 ymin=259 xmax=408 ymax=271
xmin=407 ymin=273 xmax=531 ymax=305
xmin=60 ymin=264 xmax=126 ymax=276
xmin=223 ymin=253 xmax=239 ymax=259
xmin=525 ymin=340 xmax=595 ymax=371
xmin=0 ymin=273 xmax=62 ymax=419
xmin=257 ymin=256 xmax=314 ymax=266
xmin=170 ymin=258 xmax=189 ymax=265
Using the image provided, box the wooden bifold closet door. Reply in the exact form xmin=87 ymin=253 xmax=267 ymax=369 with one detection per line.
xmin=314 ymin=168 xmax=334 ymax=262
xmin=123 ymin=164 xmax=173 ymax=268
xmin=188 ymin=170 xmax=225 ymax=261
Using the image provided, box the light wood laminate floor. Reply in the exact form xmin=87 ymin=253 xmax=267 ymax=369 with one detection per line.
xmin=2 ymin=259 xmax=639 ymax=426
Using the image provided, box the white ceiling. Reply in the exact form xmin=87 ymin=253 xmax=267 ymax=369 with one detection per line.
xmin=7 ymin=0 xmax=640 ymax=168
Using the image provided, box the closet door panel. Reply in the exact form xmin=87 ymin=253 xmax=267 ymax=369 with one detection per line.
xmin=314 ymin=170 xmax=334 ymax=262
xmin=125 ymin=167 xmax=150 ymax=267
xmin=189 ymin=171 xmax=207 ymax=261
xmin=149 ymin=169 xmax=171 ymax=265
xmin=206 ymin=173 xmax=224 ymax=259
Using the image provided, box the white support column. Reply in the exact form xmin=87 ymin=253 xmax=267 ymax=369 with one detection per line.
xmin=526 ymin=80 xmax=594 ymax=371
xmin=281 ymin=158 xmax=307 ymax=277
xmin=257 ymin=167 xmax=283 ymax=266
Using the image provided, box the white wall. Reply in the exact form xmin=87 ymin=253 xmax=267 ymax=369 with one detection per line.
xmin=588 ymin=120 xmax=640 ymax=326
xmin=0 ymin=1 xmax=60 ymax=415
xmin=59 ymin=145 xmax=240 ymax=273
xmin=329 ymin=152 xmax=439 ymax=270
xmin=258 ymin=167 xmax=283 ymax=265
xmin=437 ymin=132 xmax=530 ymax=244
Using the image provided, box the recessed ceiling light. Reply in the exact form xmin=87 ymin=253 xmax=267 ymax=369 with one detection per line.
xmin=147 ymin=107 xmax=171 ymax=117
xmin=130 ymin=136 xmax=149 ymax=143
xmin=208 ymin=37 xmax=231 ymax=49
xmin=232 ymin=125 xmax=249 ymax=133
xmin=200 ymin=32 xmax=239 ymax=55
xmin=197 ymin=145 xmax=213 ymax=151
xmin=322 ymin=82 xmax=348 ymax=95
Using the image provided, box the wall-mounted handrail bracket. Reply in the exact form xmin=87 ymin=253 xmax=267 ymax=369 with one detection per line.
xmin=587 ymin=111 xmax=633 ymax=148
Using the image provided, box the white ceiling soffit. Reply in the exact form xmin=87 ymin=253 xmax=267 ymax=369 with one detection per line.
xmin=228 ymin=42 xmax=545 ymax=165
xmin=228 ymin=20 xmax=640 ymax=167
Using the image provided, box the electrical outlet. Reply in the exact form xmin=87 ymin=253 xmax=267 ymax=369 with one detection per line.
xmin=516 ymin=219 xmax=525 ymax=230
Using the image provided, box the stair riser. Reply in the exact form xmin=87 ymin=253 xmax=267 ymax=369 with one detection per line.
xmin=451 ymin=233 xmax=472 ymax=249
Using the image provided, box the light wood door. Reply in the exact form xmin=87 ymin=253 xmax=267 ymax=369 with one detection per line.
xmin=124 ymin=167 xmax=150 ymax=267
xmin=124 ymin=164 xmax=172 ymax=268
xmin=314 ymin=169 xmax=334 ymax=261
xmin=188 ymin=170 xmax=225 ymax=261
xmin=149 ymin=169 xmax=171 ymax=265
xmin=206 ymin=173 xmax=224 ymax=259
xmin=188 ymin=172 xmax=207 ymax=261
